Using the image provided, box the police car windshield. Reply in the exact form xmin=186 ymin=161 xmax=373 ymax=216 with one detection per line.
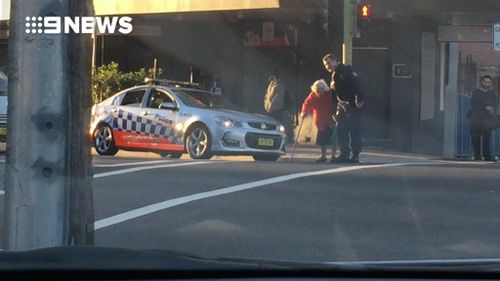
xmin=172 ymin=90 xmax=207 ymax=108
xmin=176 ymin=90 xmax=242 ymax=111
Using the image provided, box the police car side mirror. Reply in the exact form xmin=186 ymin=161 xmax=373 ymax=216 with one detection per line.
xmin=160 ymin=102 xmax=178 ymax=111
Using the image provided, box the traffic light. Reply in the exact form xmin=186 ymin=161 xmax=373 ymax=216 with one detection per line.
xmin=356 ymin=1 xmax=371 ymax=33
xmin=358 ymin=3 xmax=371 ymax=21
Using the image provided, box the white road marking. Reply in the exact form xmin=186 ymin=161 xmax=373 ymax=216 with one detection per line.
xmin=0 ymin=162 xmax=221 ymax=195
xmin=93 ymin=161 xmax=215 ymax=179
xmin=327 ymin=258 xmax=500 ymax=266
xmin=93 ymin=160 xmax=175 ymax=168
xmin=0 ymin=160 xmax=232 ymax=195
xmin=0 ymin=159 xmax=5 ymax=163
xmin=437 ymin=160 xmax=497 ymax=165
xmin=94 ymin=163 xmax=419 ymax=230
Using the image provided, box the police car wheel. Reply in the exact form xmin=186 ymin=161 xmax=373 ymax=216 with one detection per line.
xmin=253 ymin=154 xmax=280 ymax=161
xmin=93 ymin=124 xmax=119 ymax=156
xmin=185 ymin=124 xmax=212 ymax=159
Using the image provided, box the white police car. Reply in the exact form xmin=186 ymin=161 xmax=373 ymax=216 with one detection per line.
xmin=90 ymin=80 xmax=286 ymax=161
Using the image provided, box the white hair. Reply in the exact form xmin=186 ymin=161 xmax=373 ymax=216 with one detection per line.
xmin=310 ymin=79 xmax=329 ymax=94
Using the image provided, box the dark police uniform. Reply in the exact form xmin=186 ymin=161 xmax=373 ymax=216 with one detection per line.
xmin=331 ymin=64 xmax=364 ymax=162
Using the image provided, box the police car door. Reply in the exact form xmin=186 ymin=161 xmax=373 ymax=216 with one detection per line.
xmin=112 ymin=87 xmax=150 ymax=149
xmin=142 ymin=87 xmax=183 ymax=152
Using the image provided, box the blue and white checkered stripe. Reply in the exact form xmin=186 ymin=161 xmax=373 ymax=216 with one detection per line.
xmin=111 ymin=110 xmax=182 ymax=144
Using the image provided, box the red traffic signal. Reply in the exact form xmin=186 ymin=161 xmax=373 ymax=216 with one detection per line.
xmin=358 ymin=3 xmax=371 ymax=20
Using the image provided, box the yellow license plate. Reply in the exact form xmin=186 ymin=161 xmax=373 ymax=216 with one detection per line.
xmin=0 ymin=128 xmax=6 ymax=136
xmin=258 ymin=138 xmax=274 ymax=146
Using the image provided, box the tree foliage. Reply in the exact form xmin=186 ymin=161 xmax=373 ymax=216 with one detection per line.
xmin=92 ymin=62 xmax=162 ymax=104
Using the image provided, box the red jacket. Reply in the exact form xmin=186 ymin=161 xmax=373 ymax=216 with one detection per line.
xmin=301 ymin=92 xmax=335 ymax=131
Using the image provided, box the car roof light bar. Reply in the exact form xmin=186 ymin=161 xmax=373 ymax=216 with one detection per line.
xmin=144 ymin=78 xmax=200 ymax=89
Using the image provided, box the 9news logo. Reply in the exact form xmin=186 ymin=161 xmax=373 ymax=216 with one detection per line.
xmin=25 ymin=16 xmax=133 ymax=34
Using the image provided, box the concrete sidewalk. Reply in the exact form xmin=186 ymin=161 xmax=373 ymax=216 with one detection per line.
xmin=284 ymin=143 xmax=437 ymax=164
xmin=284 ymin=143 xmax=500 ymax=164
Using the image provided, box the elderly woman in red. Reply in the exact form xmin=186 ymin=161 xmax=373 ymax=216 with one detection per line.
xmin=300 ymin=79 xmax=336 ymax=162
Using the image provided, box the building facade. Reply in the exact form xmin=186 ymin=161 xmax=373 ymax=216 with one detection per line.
xmin=356 ymin=0 xmax=500 ymax=157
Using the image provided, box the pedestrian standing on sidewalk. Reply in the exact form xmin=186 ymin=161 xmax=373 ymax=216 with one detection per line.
xmin=467 ymin=75 xmax=498 ymax=161
xmin=264 ymin=70 xmax=287 ymax=124
xmin=323 ymin=53 xmax=365 ymax=163
xmin=300 ymin=79 xmax=336 ymax=162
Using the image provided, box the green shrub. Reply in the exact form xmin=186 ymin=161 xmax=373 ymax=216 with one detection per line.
xmin=92 ymin=62 xmax=162 ymax=104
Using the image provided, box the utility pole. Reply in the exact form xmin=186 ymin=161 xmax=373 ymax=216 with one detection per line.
xmin=343 ymin=0 xmax=356 ymax=64
xmin=326 ymin=0 xmax=344 ymax=60
xmin=4 ymin=0 xmax=94 ymax=250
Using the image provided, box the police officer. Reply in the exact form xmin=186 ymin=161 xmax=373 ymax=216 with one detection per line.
xmin=323 ymin=53 xmax=365 ymax=163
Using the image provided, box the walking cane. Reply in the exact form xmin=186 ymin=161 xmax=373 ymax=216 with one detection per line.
xmin=289 ymin=117 xmax=304 ymax=162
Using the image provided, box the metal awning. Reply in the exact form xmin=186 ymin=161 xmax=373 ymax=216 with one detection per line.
xmin=0 ymin=0 xmax=280 ymax=20
xmin=0 ymin=0 xmax=8 ymax=20
xmin=94 ymin=0 xmax=280 ymax=16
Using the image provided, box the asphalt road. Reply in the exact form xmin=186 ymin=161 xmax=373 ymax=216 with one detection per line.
xmin=1 ymin=147 xmax=500 ymax=263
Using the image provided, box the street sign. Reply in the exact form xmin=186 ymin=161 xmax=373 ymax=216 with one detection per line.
xmin=494 ymin=23 xmax=500 ymax=51
xmin=392 ymin=64 xmax=411 ymax=78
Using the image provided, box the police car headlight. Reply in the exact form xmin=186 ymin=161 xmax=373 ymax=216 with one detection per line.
xmin=215 ymin=117 xmax=242 ymax=128
xmin=223 ymin=120 xmax=232 ymax=128
xmin=278 ymin=125 xmax=285 ymax=133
